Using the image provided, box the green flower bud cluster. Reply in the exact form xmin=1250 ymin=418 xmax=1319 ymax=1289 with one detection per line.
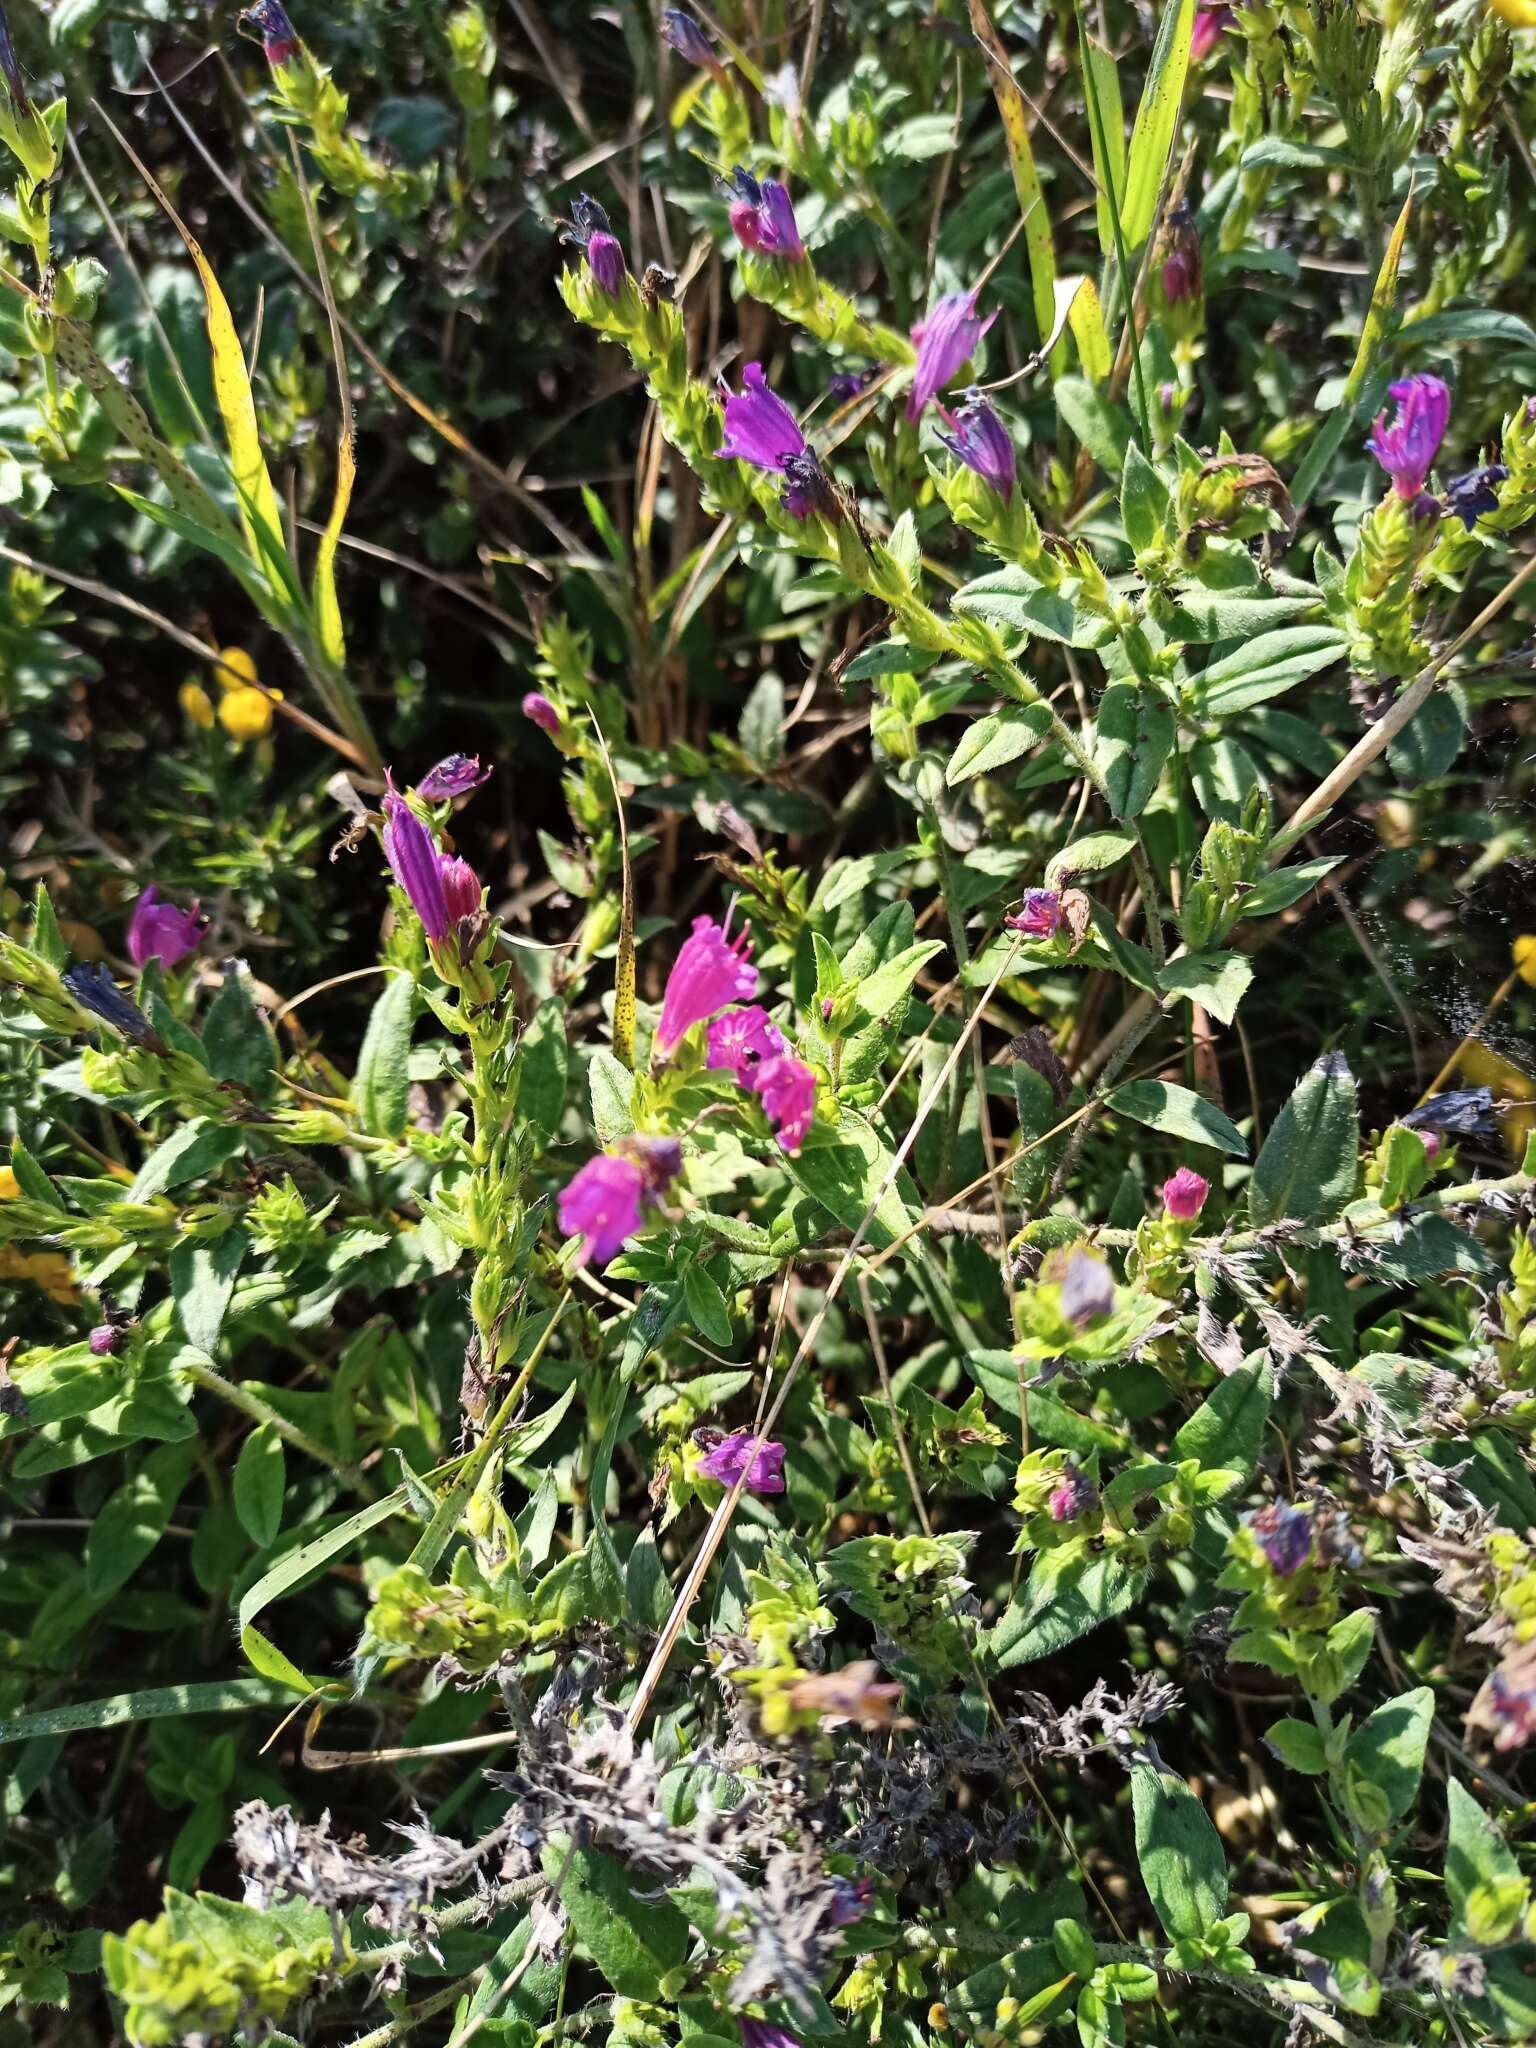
xmin=1427 ymin=395 xmax=1536 ymax=584
xmin=102 ymin=1894 xmax=341 ymax=2048
xmin=1178 ymin=799 xmax=1270 ymax=951
xmin=1343 ymin=488 xmax=1442 ymax=683
xmin=823 ymin=1530 xmax=975 ymax=1680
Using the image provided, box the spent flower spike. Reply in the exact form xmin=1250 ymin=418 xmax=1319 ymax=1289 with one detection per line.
xmin=126 ymin=887 xmax=206 ymax=972
xmin=726 ymin=168 xmax=805 ymax=261
xmin=907 ymin=289 xmax=995 ymax=422
xmin=697 ymin=1428 xmax=787 ymax=1494
xmin=654 ymin=914 xmax=758 ymax=1058
xmin=1366 ymin=374 xmax=1452 ymax=498
xmin=936 ymin=394 xmax=1016 ymax=500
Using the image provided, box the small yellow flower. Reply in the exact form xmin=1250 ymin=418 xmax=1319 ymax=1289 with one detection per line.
xmin=218 ymin=685 xmax=281 ymax=741
xmin=0 ymin=1246 xmax=79 ymax=1304
xmin=1491 ymin=0 xmax=1536 ymax=24
xmin=180 ymin=680 xmax=216 ymax=730
xmin=0 ymin=1166 xmax=20 ymax=1199
xmin=1513 ymin=935 xmax=1536 ymax=988
xmin=215 ymin=646 xmax=259 ymax=693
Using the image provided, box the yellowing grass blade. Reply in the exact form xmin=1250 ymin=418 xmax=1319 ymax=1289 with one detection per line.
xmin=1084 ymin=37 xmax=1127 ymax=258
xmin=313 ymin=430 xmax=355 ymax=670
xmin=1065 ymin=276 xmax=1113 ymax=385
xmin=1121 ymin=0 xmax=1196 ymax=250
xmin=967 ymin=0 xmax=1059 ymax=371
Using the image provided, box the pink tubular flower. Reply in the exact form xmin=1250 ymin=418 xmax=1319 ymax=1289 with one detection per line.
xmin=727 ymin=168 xmax=805 ymax=260
xmin=698 ymin=1427 xmax=787 ymax=1494
xmin=707 ymin=1003 xmax=786 ymax=1080
xmin=1190 ymin=0 xmax=1234 ymax=61
xmin=1366 ymin=374 xmax=1452 ymax=499
xmin=126 ymin=887 xmax=205 ymax=971
xmin=1161 ymin=1166 xmax=1211 ymax=1221
xmin=522 ymin=692 xmax=562 ymax=735
xmin=1005 ymin=889 xmax=1064 ymax=939
xmin=752 ymin=1053 xmax=816 ymax=1154
xmin=557 ymin=1153 xmax=645 ymax=1268
xmin=653 ymin=914 xmax=758 ymax=1059
xmin=439 ymin=856 xmax=483 ymax=927
xmin=907 ymin=289 xmax=996 ymax=423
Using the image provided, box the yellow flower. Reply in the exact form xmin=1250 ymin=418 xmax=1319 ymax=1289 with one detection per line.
xmin=1513 ymin=935 xmax=1536 ymax=988
xmin=0 ymin=1166 xmax=19 ymax=1199
xmin=180 ymin=680 xmax=216 ymax=730
xmin=215 ymin=646 xmax=259 ymax=693
xmin=219 ymin=685 xmax=281 ymax=741
xmin=0 ymin=1246 xmax=79 ymax=1304
xmin=1459 ymin=1041 xmax=1536 ymax=1161
xmin=1491 ymin=0 xmax=1536 ymax=24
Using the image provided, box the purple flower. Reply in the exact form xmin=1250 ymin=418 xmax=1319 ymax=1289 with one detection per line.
xmin=1251 ymin=1501 xmax=1312 ymax=1577
xmin=1005 ymin=888 xmax=1064 ymax=939
xmin=751 ymin=1054 xmax=816 ymax=1154
xmin=89 ymin=1323 xmax=124 ymax=1357
xmin=660 ymin=7 xmax=716 ymax=65
xmin=778 ymin=450 xmax=840 ymax=522
xmin=565 ymin=193 xmax=627 ymax=298
xmin=439 ymin=856 xmax=483 ymax=927
xmin=382 ymin=791 xmax=450 ymax=946
xmin=1058 ymin=1249 xmax=1114 ymax=1327
xmin=707 ymin=1003 xmax=787 ymax=1079
xmin=727 ymin=168 xmax=804 ymax=260
xmin=614 ymin=1132 xmax=684 ymax=1197
xmin=827 ymin=368 xmax=873 ymax=404
xmin=557 ymin=1153 xmax=646 ymax=1268
xmin=1366 ymin=374 xmax=1452 ymax=499
xmin=716 ymin=364 xmax=806 ymax=472
xmin=418 ymin=753 xmax=491 ymax=801
xmin=62 ymin=963 xmax=166 ymax=1053
xmin=1484 ymin=1668 xmax=1536 ymax=1752
xmin=1161 ymin=1167 xmax=1210 ymax=1221
xmin=126 ymin=887 xmax=205 ymax=972
xmin=1048 ymin=1467 xmax=1099 ymax=1522
xmin=1190 ymin=1 xmax=1233 ymax=61
xmin=522 ymin=692 xmax=562 ymax=735
xmin=741 ymin=2023 xmax=800 ymax=2048
xmin=1443 ymin=463 xmax=1508 ymax=529
xmin=698 ymin=1428 xmax=787 ymax=1494
xmin=242 ymin=0 xmax=300 ymax=66
xmin=907 ymin=290 xmax=996 ymax=423
xmin=936 ymin=394 xmax=1016 ymax=500
xmin=826 ymin=1876 xmax=875 ymax=1928
xmin=654 ymin=914 xmax=759 ymax=1058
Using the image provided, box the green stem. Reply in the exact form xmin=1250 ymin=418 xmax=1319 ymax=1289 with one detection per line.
xmin=182 ymin=1356 xmax=365 ymax=1484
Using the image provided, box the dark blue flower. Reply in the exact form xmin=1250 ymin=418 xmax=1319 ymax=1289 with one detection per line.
xmin=564 ymin=193 xmax=627 ymax=298
xmin=660 ymin=8 xmax=716 ymax=66
xmin=1251 ymin=1501 xmax=1312 ymax=1576
xmin=726 ymin=168 xmax=804 ymax=260
xmin=63 ymin=963 xmax=166 ymax=1052
xmin=241 ymin=0 xmax=300 ymax=66
xmin=1443 ymin=463 xmax=1508 ymax=529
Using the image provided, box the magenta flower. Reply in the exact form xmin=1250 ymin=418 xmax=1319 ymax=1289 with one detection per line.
xmin=557 ymin=1153 xmax=646 ymax=1268
xmin=1048 ymin=1468 xmax=1099 ymax=1522
xmin=717 ymin=364 xmax=806 ymax=472
xmin=565 ymin=193 xmax=627 ymax=298
xmin=936 ymin=395 xmax=1015 ymax=500
xmin=439 ymin=857 xmax=483 ymax=927
xmin=1190 ymin=1 xmax=1233 ymax=61
xmin=1005 ymin=888 xmax=1064 ymax=939
xmin=242 ymin=0 xmax=300 ymax=66
xmin=1161 ymin=1166 xmax=1210 ymax=1221
xmin=752 ymin=1054 xmax=816 ymax=1154
xmin=89 ymin=1323 xmax=124 ymax=1357
xmin=707 ymin=1003 xmax=787 ymax=1079
xmin=1366 ymin=374 xmax=1452 ymax=499
xmin=418 ymin=753 xmax=491 ymax=801
xmin=699 ymin=1428 xmax=787 ymax=1493
xmin=654 ymin=914 xmax=758 ymax=1059
xmin=727 ymin=168 xmax=805 ymax=261
xmin=907 ymin=290 xmax=996 ymax=423
xmin=741 ymin=2024 xmax=800 ymax=2048
xmin=522 ymin=692 xmax=562 ymax=735
xmin=126 ymin=887 xmax=205 ymax=971
xmin=382 ymin=791 xmax=449 ymax=946
xmin=1250 ymin=1501 xmax=1312 ymax=1577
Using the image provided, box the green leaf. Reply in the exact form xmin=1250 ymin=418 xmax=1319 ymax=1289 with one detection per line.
xmin=624 ymin=1526 xmax=674 ymax=1631
xmin=355 ymin=972 xmax=417 ymax=1140
xmin=1342 ymin=1686 xmax=1433 ymax=1828
xmin=1170 ymin=1356 xmax=1270 ymax=1479
xmin=946 ymin=704 xmax=1053 ymax=784
xmin=129 ymin=1119 xmax=244 ymax=1203
xmin=1164 ymin=589 xmax=1322 ymax=644
xmin=683 ymin=1261 xmax=733 ymax=1346
xmin=201 ymin=969 xmax=277 ymax=1093
xmin=1095 ymin=683 xmax=1175 ymax=818
xmin=589 ymin=1050 xmax=636 ymax=1143
xmin=1237 ymin=856 xmax=1342 ymax=919
xmin=1121 ymin=0 xmax=1196 ymax=248
xmin=234 ymin=1422 xmax=286 ymax=1549
xmin=842 ymin=639 xmax=938 ymax=680
xmin=1265 ymin=1717 xmax=1329 ymax=1775
xmin=0 ymin=1679 xmax=291 ymax=1749
xmin=32 ymin=882 xmax=69 ymax=969
xmin=239 ymin=1491 xmax=407 ymax=1694
xmin=1248 ymin=1052 xmax=1358 ymax=1227
xmin=1446 ymin=1780 xmax=1528 ymax=1942
xmin=170 ymin=1230 xmax=248 ymax=1353
xmin=544 ymin=1842 xmax=688 ymax=1998
xmin=1120 ymin=444 xmax=1170 ymax=554
xmin=462 ymin=1916 xmax=565 ymax=2025
xmin=84 ymin=1439 xmax=197 ymax=1598
xmin=1131 ymin=1767 xmax=1228 ymax=1940
xmin=1106 ymin=1079 xmax=1247 ymax=1155
xmin=1387 ymin=686 xmax=1466 ymax=784
xmin=1402 ymin=307 xmax=1536 ymax=350
xmin=1187 ymin=625 xmax=1348 ymax=717
xmin=1158 ymin=950 xmax=1252 ymax=1025
xmin=953 ymin=568 xmax=1114 ymax=647
xmin=991 ymin=1552 xmax=1146 ymax=1668
xmin=9 ymin=1136 xmax=64 ymax=1208
xmin=518 ymin=999 xmax=569 ymax=1143
xmin=1083 ymin=37 xmax=1127 ymax=258
xmin=1046 ymin=831 xmax=1138 ymax=887
xmin=1054 ymin=376 xmax=1133 ymax=474
xmin=739 ymin=672 xmax=785 ymax=769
